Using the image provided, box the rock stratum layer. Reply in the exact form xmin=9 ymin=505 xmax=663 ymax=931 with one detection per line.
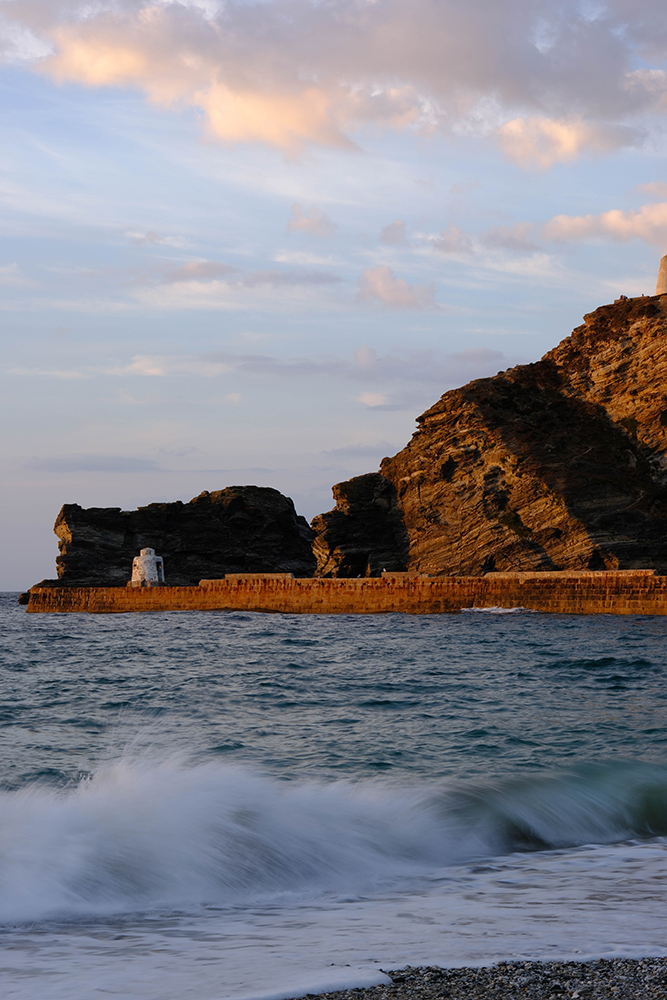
xmin=51 ymin=486 xmax=316 ymax=587
xmin=313 ymin=296 xmax=667 ymax=575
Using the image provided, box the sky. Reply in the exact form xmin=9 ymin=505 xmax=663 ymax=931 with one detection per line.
xmin=2 ymin=0 xmax=667 ymax=589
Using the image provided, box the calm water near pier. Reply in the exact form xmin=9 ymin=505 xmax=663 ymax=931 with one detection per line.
xmin=1 ymin=594 xmax=667 ymax=999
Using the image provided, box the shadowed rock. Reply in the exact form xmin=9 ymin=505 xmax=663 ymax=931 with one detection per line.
xmin=53 ymin=486 xmax=316 ymax=586
xmin=311 ymin=473 xmax=409 ymax=577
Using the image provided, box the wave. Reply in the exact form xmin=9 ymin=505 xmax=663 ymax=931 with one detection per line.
xmin=461 ymin=606 xmax=535 ymax=614
xmin=0 ymin=758 xmax=665 ymax=924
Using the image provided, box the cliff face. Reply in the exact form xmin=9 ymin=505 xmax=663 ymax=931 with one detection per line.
xmin=53 ymin=486 xmax=316 ymax=586
xmin=314 ymin=296 xmax=667 ymax=575
xmin=311 ymin=473 xmax=409 ymax=577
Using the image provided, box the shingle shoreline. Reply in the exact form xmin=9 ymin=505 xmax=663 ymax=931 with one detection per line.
xmin=296 ymin=959 xmax=667 ymax=999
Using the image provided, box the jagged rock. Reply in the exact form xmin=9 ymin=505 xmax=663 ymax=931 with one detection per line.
xmin=311 ymin=473 xmax=409 ymax=577
xmin=317 ymin=296 xmax=667 ymax=576
xmin=54 ymin=486 xmax=316 ymax=586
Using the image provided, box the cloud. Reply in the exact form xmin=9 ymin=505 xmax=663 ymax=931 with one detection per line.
xmin=163 ymin=261 xmax=238 ymax=283
xmin=6 ymin=0 xmax=667 ymax=161
xmin=24 ymin=455 xmax=162 ymax=473
xmin=288 ymin=204 xmax=337 ymax=238
xmin=636 ymin=181 xmax=667 ymax=200
xmin=421 ymin=225 xmax=472 ymax=254
xmin=357 ymin=392 xmax=389 ymax=407
xmin=379 ymin=221 xmax=406 ymax=245
xmin=153 ymin=260 xmax=341 ymax=305
xmin=274 ymin=251 xmax=337 ymax=265
xmin=0 ymin=263 xmax=30 ymax=286
xmin=127 ymin=230 xmax=189 ymax=248
xmin=494 ymin=117 xmax=637 ymax=170
xmin=542 ymin=201 xmax=667 ymax=246
xmin=121 ymin=355 xmax=235 ymax=377
xmin=623 ymin=69 xmax=667 ymax=110
xmin=10 ymin=367 xmax=90 ymax=379
xmin=358 ymin=266 xmax=435 ymax=309
xmin=480 ymin=222 xmax=540 ymax=253
xmin=243 ymin=269 xmax=340 ymax=287
xmin=11 ymin=345 xmax=511 ymax=387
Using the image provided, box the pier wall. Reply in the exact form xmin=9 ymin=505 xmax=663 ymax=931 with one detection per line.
xmin=24 ymin=570 xmax=667 ymax=615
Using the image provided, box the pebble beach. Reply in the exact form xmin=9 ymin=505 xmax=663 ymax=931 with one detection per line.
xmin=300 ymin=960 xmax=667 ymax=1000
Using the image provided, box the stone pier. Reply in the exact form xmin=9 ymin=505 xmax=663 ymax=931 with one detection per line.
xmin=23 ymin=569 xmax=667 ymax=616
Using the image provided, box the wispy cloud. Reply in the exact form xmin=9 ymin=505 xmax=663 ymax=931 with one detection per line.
xmin=480 ymin=223 xmax=540 ymax=253
xmin=10 ymin=345 xmax=511 ymax=388
xmin=636 ymin=181 xmax=667 ymax=200
xmin=10 ymin=367 xmax=91 ymax=379
xmin=379 ymin=221 xmax=406 ymax=246
xmin=358 ymin=265 xmax=435 ymax=309
xmin=158 ymin=258 xmax=340 ymax=289
xmin=126 ymin=230 xmax=189 ymax=248
xmin=288 ymin=204 xmax=337 ymax=238
xmin=163 ymin=261 xmax=238 ymax=283
xmin=357 ymin=392 xmax=389 ymax=407
xmin=419 ymin=225 xmax=472 ymax=254
xmin=0 ymin=263 xmax=31 ymax=286
xmin=24 ymin=455 xmax=162 ymax=473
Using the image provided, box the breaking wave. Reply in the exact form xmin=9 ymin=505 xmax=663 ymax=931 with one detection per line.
xmin=0 ymin=758 xmax=665 ymax=924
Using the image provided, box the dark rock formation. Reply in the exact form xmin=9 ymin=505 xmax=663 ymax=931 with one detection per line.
xmin=311 ymin=473 xmax=409 ymax=577
xmin=54 ymin=486 xmax=316 ymax=586
xmin=314 ymin=296 xmax=667 ymax=575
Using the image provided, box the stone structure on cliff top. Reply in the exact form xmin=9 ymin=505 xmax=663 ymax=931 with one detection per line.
xmin=313 ymin=294 xmax=667 ymax=576
xmin=38 ymin=291 xmax=667 ymax=588
xmin=50 ymin=486 xmax=316 ymax=587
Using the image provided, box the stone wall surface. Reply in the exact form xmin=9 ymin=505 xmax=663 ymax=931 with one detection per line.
xmin=25 ymin=570 xmax=667 ymax=616
xmin=51 ymin=486 xmax=316 ymax=587
xmin=313 ymin=296 xmax=667 ymax=575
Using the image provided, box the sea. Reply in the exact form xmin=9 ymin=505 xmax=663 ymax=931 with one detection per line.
xmin=1 ymin=593 xmax=667 ymax=1000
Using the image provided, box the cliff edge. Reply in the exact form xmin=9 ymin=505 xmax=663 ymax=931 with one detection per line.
xmin=313 ymin=296 xmax=667 ymax=575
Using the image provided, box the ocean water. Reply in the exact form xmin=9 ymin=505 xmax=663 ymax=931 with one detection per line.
xmin=1 ymin=594 xmax=667 ymax=999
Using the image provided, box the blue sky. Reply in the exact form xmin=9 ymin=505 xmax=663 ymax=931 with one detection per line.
xmin=2 ymin=0 xmax=667 ymax=588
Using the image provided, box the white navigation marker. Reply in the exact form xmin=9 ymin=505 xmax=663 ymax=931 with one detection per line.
xmin=130 ymin=547 xmax=165 ymax=586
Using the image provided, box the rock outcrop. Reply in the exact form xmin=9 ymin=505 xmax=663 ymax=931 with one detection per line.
xmin=313 ymin=296 xmax=667 ymax=575
xmin=52 ymin=486 xmax=316 ymax=586
xmin=311 ymin=473 xmax=409 ymax=577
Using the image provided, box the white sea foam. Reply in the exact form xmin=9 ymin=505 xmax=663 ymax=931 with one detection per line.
xmin=461 ymin=606 xmax=535 ymax=614
xmin=2 ymin=838 xmax=667 ymax=1000
xmin=0 ymin=758 xmax=665 ymax=925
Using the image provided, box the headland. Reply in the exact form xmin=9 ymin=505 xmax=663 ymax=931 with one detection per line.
xmin=23 ymin=289 xmax=667 ymax=611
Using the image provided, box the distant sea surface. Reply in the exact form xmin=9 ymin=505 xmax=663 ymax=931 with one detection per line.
xmin=1 ymin=594 xmax=667 ymax=999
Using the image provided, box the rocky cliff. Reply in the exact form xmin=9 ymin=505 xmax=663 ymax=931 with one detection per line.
xmin=313 ymin=296 xmax=667 ymax=575
xmin=311 ymin=473 xmax=409 ymax=577
xmin=50 ymin=486 xmax=316 ymax=586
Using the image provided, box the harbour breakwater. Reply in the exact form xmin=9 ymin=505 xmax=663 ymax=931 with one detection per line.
xmin=24 ymin=569 xmax=667 ymax=615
